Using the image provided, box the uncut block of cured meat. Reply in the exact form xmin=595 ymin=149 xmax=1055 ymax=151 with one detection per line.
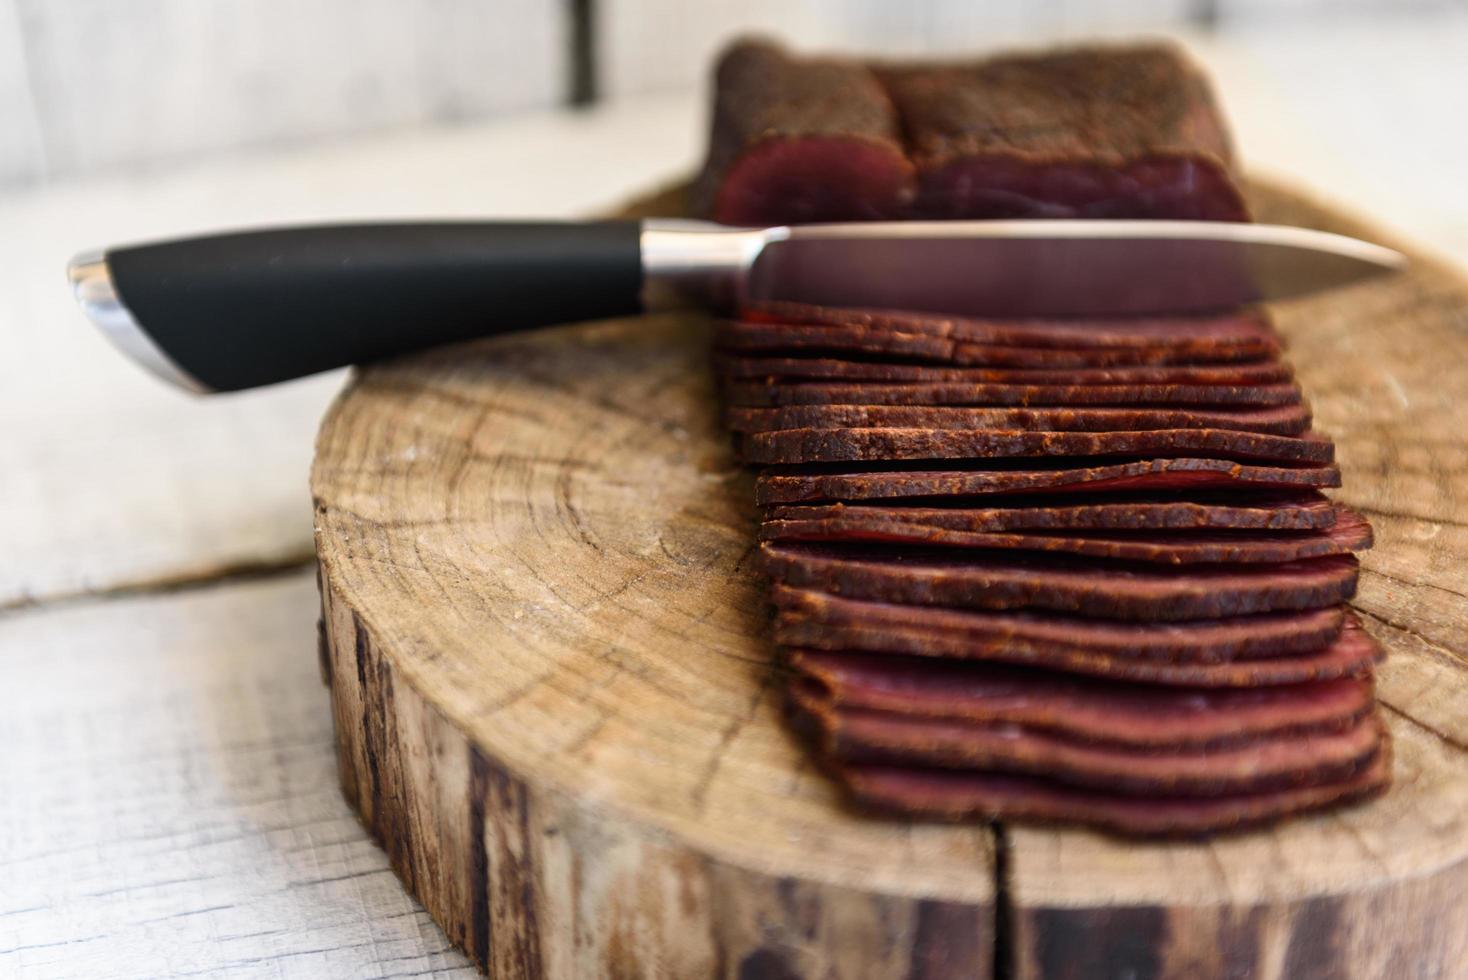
xmin=695 ymin=40 xmax=1246 ymax=225
xmin=790 ymin=654 xmax=1373 ymax=746
xmin=878 ymin=45 xmax=1247 ymax=221
xmin=692 ymin=41 xmax=914 ymax=224
xmin=754 ymin=459 xmax=1343 ymax=505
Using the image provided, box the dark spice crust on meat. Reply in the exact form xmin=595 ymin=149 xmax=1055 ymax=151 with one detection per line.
xmin=878 ymin=44 xmax=1248 ymax=220
xmin=878 ymin=44 xmax=1236 ymax=170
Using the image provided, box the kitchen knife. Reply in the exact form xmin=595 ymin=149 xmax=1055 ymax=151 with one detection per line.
xmin=67 ymin=218 xmax=1404 ymax=394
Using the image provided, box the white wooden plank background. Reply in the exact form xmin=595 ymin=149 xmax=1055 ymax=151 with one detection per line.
xmin=597 ymin=0 xmax=1200 ymax=98
xmin=0 ymin=0 xmax=45 ymax=184
xmin=3 ymin=0 xmax=1434 ymax=188
xmin=1218 ymin=9 xmax=1468 ymax=260
xmin=2 ymin=0 xmax=567 ymax=186
xmin=4 ymin=17 xmax=1468 ymax=979
xmin=0 ymin=571 xmax=479 ymax=979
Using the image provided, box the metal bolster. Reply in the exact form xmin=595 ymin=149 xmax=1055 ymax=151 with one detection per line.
xmin=67 ymin=249 xmax=212 ymax=394
xmin=638 ymin=218 xmax=775 ymax=313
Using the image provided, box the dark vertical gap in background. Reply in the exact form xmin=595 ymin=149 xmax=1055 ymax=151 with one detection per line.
xmin=1190 ymin=0 xmax=1221 ymax=31
xmin=992 ymin=824 xmax=1015 ymax=980
xmin=568 ymin=0 xmax=598 ymax=106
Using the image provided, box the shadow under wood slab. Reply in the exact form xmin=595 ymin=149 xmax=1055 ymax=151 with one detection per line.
xmin=310 ymin=180 xmax=1468 ymax=979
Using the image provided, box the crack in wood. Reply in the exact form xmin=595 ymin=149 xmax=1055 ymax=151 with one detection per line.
xmin=692 ymin=674 xmax=776 ymax=813
xmin=1352 ymin=504 xmax=1468 ymax=531
xmin=1204 ymin=842 xmax=1237 ymax=905
xmin=1378 ymin=701 xmax=1468 ymax=755
xmin=1354 ymin=606 xmax=1468 ymax=665
xmin=0 ymin=550 xmax=316 ymax=618
xmin=1363 ymin=567 xmax=1468 ymax=603
xmin=1329 ymin=813 xmax=1393 ymax=876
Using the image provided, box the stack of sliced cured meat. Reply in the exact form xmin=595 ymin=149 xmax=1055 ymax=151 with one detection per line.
xmin=699 ymin=41 xmax=1390 ymax=836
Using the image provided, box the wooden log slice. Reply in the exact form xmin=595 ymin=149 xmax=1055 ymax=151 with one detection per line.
xmin=311 ymin=180 xmax=1468 ymax=978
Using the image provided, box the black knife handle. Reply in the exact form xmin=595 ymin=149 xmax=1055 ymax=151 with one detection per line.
xmin=102 ymin=221 xmax=644 ymax=392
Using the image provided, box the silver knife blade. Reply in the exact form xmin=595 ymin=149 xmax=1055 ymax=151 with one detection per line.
xmin=742 ymin=220 xmax=1405 ymax=317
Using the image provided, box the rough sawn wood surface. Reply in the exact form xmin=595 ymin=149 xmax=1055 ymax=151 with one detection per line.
xmin=310 ymin=181 xmax=1468 ymax=979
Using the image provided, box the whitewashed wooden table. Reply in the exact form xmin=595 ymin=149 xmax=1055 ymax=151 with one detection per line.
xmin=4 ymin=25 xmax=1467 ymax=979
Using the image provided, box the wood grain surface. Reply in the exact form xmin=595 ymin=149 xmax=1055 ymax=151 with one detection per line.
xmin=311 ymin=179 xmax=1468 ymax=979
xmin=0 ymin=572 xmax=479 ymax=979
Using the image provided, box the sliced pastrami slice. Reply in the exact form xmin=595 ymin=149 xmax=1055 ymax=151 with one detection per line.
xmin=767 ymin=493 xmax=1339 ymax=533
xmin=755 ymin=458 xmax=1343 ymax=505
xmin=714 ymin=354 xmax=1295 ymax=386
xmin=723 ymin=380 xmax=1303 ymax=409
xmin=836 ymin=748 xmax=1390 ymax=837
xmin=761 ymin=543 xmax=1359 ymax=620
xmin=728 ymin=404 xmax=1311 ymax=436
xmin=760 ymin=504 xmax=1372 ymax=565
xmin=781 ymin=620 xmax=1380 ymax=685
xmin=742 ymin=427 xmax=1334 ymax=466
xmin=878 ymin=44 xmax=1249 ymax=222
xmin=715 ymin=322 xmax=1278 ymax=367
xmin=794 ymin=695 xmax=1382 ymax=795
xmin=741 ymin=303 xmax=1277 ymax=350
xmin=717 ymin=321 xmax=952 ymax=359
xmin=791 ymin=653 xmax=1373 ymax=747
xmin=774 ymin=587 xmax=1347 ymax=662
xmin=692 ymin=41 xmax=914 ymax=224
xmin=756 ymin=459 xmax=1343 ymax=505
